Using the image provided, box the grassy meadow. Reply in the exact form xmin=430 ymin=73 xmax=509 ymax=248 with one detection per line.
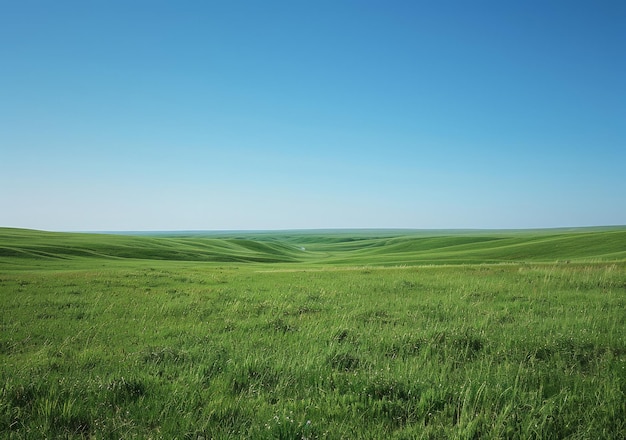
xmin=1 ymin=227 xmax=625 ymax=439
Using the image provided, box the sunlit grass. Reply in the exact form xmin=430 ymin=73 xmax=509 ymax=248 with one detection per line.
xmin=1 ymin=228 xmax=625 ymax=438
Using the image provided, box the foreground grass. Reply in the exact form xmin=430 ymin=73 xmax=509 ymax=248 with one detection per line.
xmin=2 ymin=263 xmax=625 ymax=438
xmin=1 ymin=229 xmax=625 ymax=438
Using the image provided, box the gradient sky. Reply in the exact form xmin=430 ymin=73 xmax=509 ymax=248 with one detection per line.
xmin=1 ymin=1 xmax=625 ymax=231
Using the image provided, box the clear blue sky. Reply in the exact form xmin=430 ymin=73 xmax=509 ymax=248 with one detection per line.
xmin=1 ymin=1 xmax=624 ymax=231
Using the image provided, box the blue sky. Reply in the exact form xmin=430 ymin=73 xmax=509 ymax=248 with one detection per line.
xmin=1 ymin=1 xmax=625 ymax=231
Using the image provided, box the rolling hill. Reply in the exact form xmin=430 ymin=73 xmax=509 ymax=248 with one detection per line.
xmin=1 ymin=226 xmax=625 ymax=267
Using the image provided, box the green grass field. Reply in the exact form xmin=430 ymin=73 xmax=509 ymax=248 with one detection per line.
xmin=1 ymin=227 xmax=625 ymax=439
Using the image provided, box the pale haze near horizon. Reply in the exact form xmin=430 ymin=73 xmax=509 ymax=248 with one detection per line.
xmin=1 ymin=1 xmax=625 ymax=232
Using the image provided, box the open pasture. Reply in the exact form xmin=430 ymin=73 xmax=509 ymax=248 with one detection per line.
xmin=1 ymin=228 xmax=625 ymax=438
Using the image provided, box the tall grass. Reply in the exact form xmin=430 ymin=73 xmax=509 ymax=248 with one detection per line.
xmin=2 ymin=255 xmax=625 ymax=438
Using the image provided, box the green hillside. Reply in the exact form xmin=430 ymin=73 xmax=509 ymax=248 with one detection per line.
xmin=321 ymin=230 xmax=626 ymax=265
xmin=0 ymin=228 xmax=302 ymax=265
xmin=1 ymin=227 xmax=625 ymax=267
xmin=2 ymin=227 xmax=625 ymax=438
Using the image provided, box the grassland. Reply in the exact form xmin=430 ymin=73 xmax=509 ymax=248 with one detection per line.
xmin=1 ymin=227 xmax=625 ymax=439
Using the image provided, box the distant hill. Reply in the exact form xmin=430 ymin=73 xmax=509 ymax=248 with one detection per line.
xmin=1 ymin=226 xmax=625 ymax=267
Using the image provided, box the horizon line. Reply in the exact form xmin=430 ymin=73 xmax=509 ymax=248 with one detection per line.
xmin=3 ymin=225 xmax=625 ymax=235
